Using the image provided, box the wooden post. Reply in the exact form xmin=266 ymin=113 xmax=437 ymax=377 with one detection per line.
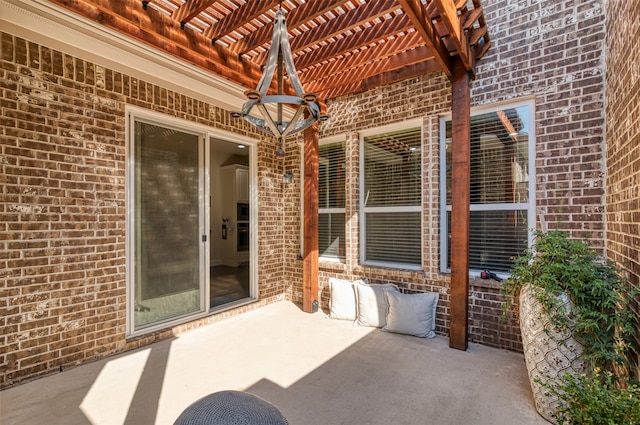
xmin=303 ymin=123 xmax=319 ymax=313
xmin=449 ymin=57 xmax=471 ymax=350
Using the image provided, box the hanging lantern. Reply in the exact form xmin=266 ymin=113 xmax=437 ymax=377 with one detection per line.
xmin=231 ymin=9 xmax=328 ymax=156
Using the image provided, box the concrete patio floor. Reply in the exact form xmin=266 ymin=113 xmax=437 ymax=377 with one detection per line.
xmin=0 ymin=301 xmax=548 ymax=425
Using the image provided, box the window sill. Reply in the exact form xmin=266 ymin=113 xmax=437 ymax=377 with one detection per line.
xmin=470 ymin=276 xmax=503 ymax=290
xmin=319 ymin=258 xmax=347 ymax=271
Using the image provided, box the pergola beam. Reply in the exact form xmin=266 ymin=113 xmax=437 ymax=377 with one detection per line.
xmin=320 ymin=60 xmax=441 ymax=100
xmin=303 ymin=121 xmax=319 ymax=314
xmin=496 ymin=110 xmax=518 ymax=141
xmin=397 ymin=0 xmax=451 ymax=76
xmin=432 ymin=0 xmax=472 ymax=71
xmin=449 ymin=57 xmax=471 ymax=350
xmin=49 ymin=0 xmax=264 ymax=89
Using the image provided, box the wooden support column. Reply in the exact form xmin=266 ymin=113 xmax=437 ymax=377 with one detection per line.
xmin=302 ymin=123 xmax=319 ymax=313
xmin=449 ymin=57 xmax=471 ymax=350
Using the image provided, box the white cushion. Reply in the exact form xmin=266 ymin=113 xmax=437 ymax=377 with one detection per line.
xmin=383 ymin=291 xmax=439 ymax=338
xmin=329 ymin=278 xmax=365 ymax=321
xmin=355 ymin=283 xmax=399 ymax=328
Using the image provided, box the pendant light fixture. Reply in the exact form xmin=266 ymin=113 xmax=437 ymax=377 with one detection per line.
xmin=231 ymin=8 xmax=328 ymax=157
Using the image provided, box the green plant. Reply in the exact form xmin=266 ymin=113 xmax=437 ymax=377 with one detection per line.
xmin=547 ymin=369 xmax=640 ymax=425
xmin=501 ymin=229 xmax=638 ymax=373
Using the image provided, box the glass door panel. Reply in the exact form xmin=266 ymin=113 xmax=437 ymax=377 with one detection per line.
xmin=133 ymin=121 xmax=204 ymax=329
xmin=209 ymin=141 xmax=251 ymax=308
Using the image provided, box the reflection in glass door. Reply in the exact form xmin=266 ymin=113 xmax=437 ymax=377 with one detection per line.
xmin=131 ymin=120 xmax=205 ymax=330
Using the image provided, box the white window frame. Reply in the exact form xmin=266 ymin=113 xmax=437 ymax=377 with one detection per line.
xmin=439 ymin=98 xmax=536 ymax=278
xmin=359 ymin=119 xmax=423 ymax=270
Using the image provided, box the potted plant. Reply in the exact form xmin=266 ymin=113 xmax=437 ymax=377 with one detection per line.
xmin=501 ymin=229 xmax=638 ymax=424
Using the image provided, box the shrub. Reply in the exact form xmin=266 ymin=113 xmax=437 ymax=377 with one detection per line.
xmin=548 ymin=370 xmax=640 ymax=425
xmin=501 ymin=230 xmax=638 ymax=372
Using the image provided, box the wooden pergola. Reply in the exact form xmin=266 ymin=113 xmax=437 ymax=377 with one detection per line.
xmin=51 ymin=0 xmax=491 ymax=350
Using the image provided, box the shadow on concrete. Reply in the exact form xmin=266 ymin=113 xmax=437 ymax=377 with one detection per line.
xmin=123 ymin=338 xmax=175 ymax=425
xmin=243 ymin=331 xmax=546 ymax=425
xmin=0 ymin=336 xmax=176 ymax=425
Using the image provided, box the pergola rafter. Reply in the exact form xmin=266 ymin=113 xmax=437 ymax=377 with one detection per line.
xmin=304 ymin=45 xmax=435 ymax=94
xmin=203 ymin=0 xmax=281 ymax=41
xmin=293 ymin=12 xmax=414 ymax=73
xmin=252 ymin=0 xmax=400 ymax=66
xmin=172 ymin=0 xmax=215 ymax=27
xmin=50 ymin=0 xmax=490 ymax=100
xmin=232 ymin=0 xmax=350 ymax=56
xmin=299 ymin=31 xmax=425 ymax=87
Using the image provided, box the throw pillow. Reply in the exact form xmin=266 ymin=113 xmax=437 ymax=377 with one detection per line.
xmin=355 ymin=283 xmax=399 ymax=328
xmin=383 ymin=291 xmax=439 ymax=338
xmin=329 ymin=278 xmax=364 ymax=321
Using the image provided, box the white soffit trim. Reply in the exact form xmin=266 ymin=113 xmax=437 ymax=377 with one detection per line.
xmin=0 ymin=0 xmax=246 ymax=112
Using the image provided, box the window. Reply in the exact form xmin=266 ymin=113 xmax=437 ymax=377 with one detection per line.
xmin=362 ymin=126 xmax=422 ymax=268
xmin=319 ymin=141 xmax=346 ymax=259
xmin=440 ymin=101 xmax=534 ymax=274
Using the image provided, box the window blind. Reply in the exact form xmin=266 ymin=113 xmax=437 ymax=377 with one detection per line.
xmin=443 ymin=105 xmax=531 ymax=273
xmin=363 ymin=127 xmax=422 ymax=267
xmin=364 ymin=128 xmax=422 ymax=207
xmin=319 ymin=141 xmax=345 ymax=258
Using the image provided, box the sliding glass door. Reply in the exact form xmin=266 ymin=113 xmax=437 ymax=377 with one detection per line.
xmin=130 ymin=119 xmax=206 ymax=331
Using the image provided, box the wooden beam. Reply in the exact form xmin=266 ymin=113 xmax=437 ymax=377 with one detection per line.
xmin=449 ymin=57 xmax=470 ymax=351
xmin=288 ymin=0 xmax=398 ymax=54
xmin=321 ymin=60 xmax=441 ymax=100
xmin=233 ymin=0 xmax=349 ymax=56
xmin=303 ymin=119 xmax=319 ymax=313
xmin=462 ymin=7 xmax=483 ymax=30
xmin=49 ymin=0 xmax=264 ymax=90
xmin=300 ymin=31 xmax=423 ymax=85
xmin=294 ymin=14 xmax=413 ymax=71
xmin=496 ymin=110 xmax=518 ymax=141
xmin=397 ymin=0 xmax=451 ymax=76
xmin=203 ymin=0 xmax=280 ymax=41
xmin=172 ymin=0 xmax=215 ymax=25
xmin=474 ymin=39 xmax=491 ymax=59
xmin=469 ymin=24 xmax=488 ymax=45
xmin=253 ymin=0 xmax=399 ymax=66
xmin=305 ymin=46 xmax=435 ymax=94
xmin=432 ymin=0 xmax=472 ymax=70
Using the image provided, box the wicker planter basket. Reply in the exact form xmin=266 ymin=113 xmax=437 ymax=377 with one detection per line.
xmin=519 ymin=283 xmax=588 ymax=424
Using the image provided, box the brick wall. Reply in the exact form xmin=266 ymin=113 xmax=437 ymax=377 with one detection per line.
xmin=312 ymin=0 xmax=607 ymax=349
xmin=604 ymin=0 xmax=640 ymax=365
xmin=477 ymin=0 xmax=607 ymax=246
xmin=0 ymin=32 xmax=287 ymax=387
